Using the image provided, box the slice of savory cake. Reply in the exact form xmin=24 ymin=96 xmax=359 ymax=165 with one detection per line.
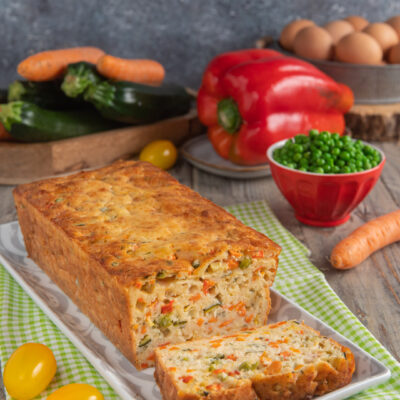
xmin=13 ymin=160 xmax=281 ymax=369
xmin=154 ymin=320 xmax=355 ymax=400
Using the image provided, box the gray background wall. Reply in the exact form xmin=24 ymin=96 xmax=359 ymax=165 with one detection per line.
xmin=1 ymin=0 xmax=400 ymax=88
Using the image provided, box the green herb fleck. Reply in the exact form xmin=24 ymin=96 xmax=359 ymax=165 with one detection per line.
xmin=238 ymin=361 xmax=259 ymax=371
xmin=55 ymin=198 xmax=64 ymax=203
xmin=100 ymin=206 xmax=108 ymax=212
xmin=239 ymin=257 xmax=252 ymax=270
xmin=75 ymin=223 xmax=86 ymax=226
xmin=157 ymin=270 xmax=169 ymax=279
xmin=192 ymin=259 xmax=201 ymax=268
xmin=139 ymin=335 xmax=151 ymax=347
xmin=111 ymin=261 xmax=119 ymax=267
xmin=201 ymin=391 xmax=209 ymax=397
xmin=203 ymin=302 xmax=222 ymax=313
xmin=173 ymin=320 xmax=187 ymax=326
xmin=154 ymin=315 xmax=172 ymax=329
xmin=343 ymin=352 xmax=347 ymax=359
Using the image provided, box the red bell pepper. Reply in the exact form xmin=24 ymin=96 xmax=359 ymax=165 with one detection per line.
xmin=197 ymin=49 xmax=354 ymax=165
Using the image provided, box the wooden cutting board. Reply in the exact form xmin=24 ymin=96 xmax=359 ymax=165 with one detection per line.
xmin=0 ymin=109 xmax=203 ymax=184
xmin=345 ymin=103 xmax=400 ymax=142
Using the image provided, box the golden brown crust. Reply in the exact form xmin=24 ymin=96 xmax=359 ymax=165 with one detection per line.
xmin=13 ymin=192 xmax=137 ymax=364
xmin=13 ymin=160 xmax=280 ymax=370
xmin=14 ymin=160 xmax=281 ymax=286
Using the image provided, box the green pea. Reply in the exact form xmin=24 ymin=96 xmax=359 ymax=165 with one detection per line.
xmin=340 ymin=151 xmax=350 ymax=161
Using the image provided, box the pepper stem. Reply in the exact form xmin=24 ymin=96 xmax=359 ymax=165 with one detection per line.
xmin=217 ymin=98 xmax=242 ymax=134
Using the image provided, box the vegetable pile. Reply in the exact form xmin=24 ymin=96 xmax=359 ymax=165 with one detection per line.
xmin=273 ymin=130 xmax=382 ymax=173
xmin=0 ymin=47 xmax=192 ymax=143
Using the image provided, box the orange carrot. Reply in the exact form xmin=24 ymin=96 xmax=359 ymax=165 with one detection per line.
xmin=0 ymin=121 xmax=12 ymax=141
xmin=17 ymin=47 xmax=105 ymax=81
xmin=330 ymin=210 xmax=400 ymax=269
xmin=219 ymin=319 xmax=234 ymax=328
xmin=96 ymin=54 xmax=165 ymax=85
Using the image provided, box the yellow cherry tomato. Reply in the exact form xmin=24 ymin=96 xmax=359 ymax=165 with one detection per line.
xmin=3 ymin=343 xmax=57 ymax=400
xmin=47 ymin=383 xmax=104 ymax=400
xmin=139 ymin=140 xmax=178 ymax=170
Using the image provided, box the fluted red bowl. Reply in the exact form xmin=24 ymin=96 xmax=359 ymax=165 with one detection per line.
xmin=267 ymin=139 xmax=386 ymax=227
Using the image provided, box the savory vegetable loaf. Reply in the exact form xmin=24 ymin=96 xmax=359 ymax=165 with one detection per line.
xmin=13 ymin=160 xmax=280 ymax=369
xmin=154 ymin=320 xmax=355 ymax=400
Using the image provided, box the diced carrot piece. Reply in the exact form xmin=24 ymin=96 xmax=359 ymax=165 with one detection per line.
xmin=141 ymin=326 xmax=147 ymax=334
xmin=211 ymin=342 xmax=222 ymax=348
xmin=279 ymin=351 xmax=291 ymax=358
xmin=228 ymin=259 xmax=239 ymax=269
xmin=169 ymin=346 xmax=180 ymax=350
xmin=197 ymin=318 xmax=205 ymax=326
xmin=252 ymin=250 xmax=264 ymax=258
xmin=186 ymin=369 xmax=195 ymax=373
xmin=190 ymin=293 xmax=202 ymax=302
xmin=208 ymin=317 xmax=218 ymax=323
xmin=290 ymin=347 xmax=301 ymax=353
xmin=245 ymin=314 xmax=254 ymax=324
xmin=206 ymin=383 xmax=223 ymax=391
xmin=269 ymin=321 xmax=287 ymax=329
xmin=202 ymin=279 xmax=216 ymax=295
xmin=226 ymin=354 xmax=237 ymax=361
xmin=146 ymin=353 xmax=155 ymax=361
xmin=161 ymin=300 xmax=174 ymax=314
xmin=134 ymin=281 xmax=142 ymax=289
xmin=141 ymin=363 xmax=149 ymax=369
xmin=219 ymin=319 xmax=234 ymax=328
xmin=213 ymin=368 xmax=226 ymax=375
xmin=137 ymin=297 xmax=145 ymax=303
xmin=180 ymin=375 xmax=194 ymax=383
xmin=265 ymin=360 xmax=282 ymax=374
xmin=295 ymin=364 xmax=304 ymax=371
xmin=229 ymin=249 xmax=241 ymax=258
xmin=168 ymin=367 xmax=177 ymax=372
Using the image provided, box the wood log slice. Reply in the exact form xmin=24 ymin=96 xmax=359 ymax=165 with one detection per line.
xmin=345 ymin=103 xmax=400 ymax=142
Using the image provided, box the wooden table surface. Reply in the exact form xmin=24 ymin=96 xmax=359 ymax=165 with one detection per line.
xmin=0 ymin=142 xmax=399 ymax=398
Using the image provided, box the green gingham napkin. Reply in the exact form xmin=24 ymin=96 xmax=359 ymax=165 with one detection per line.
xmin=1 ymin=200 xmax=399 ymax=399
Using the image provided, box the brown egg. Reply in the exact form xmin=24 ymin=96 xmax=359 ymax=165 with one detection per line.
xmin=293 ymin=26 xmax=333 ymax=60
xmin=324 ymin=20 xmax=354 ymax=44
xmin=344 ymin=15 xmax=369 ymax=31
xmin=386 ymin=15 xmax=400 ymax=39
xmin=279 ymin=19 xmax=315 ymax=51
xmin=336 ymin=32 xmax=383 ymax=64
xmin=363 ymin=22 xmax=398 ymax=53
xmin=387 ymin=43 xmax=400 ymax=63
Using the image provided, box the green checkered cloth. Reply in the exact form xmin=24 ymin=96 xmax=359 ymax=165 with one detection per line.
xmin=1 ymin=200 xmax=399 ymax=399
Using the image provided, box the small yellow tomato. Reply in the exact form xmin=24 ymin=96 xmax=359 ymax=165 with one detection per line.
xmin=3 ymin=343 xmax=57 ymax=400
xmin=139 ymin=140 xmax=178 ymax=170
xmin=47 ymin=383 xmax=104 ymax=400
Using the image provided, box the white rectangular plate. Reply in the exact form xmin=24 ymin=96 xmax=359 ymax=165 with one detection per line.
xmin=0 ymin=221 xmax=390 ymax=400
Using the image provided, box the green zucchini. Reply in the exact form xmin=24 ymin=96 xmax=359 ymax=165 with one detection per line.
xmin=0 ymin=89 xmax=8 ymax=104
xmin=62 ymin=62 xmax=192 ymax=124
xmin=84 ymin=80 xmax=192 ymax=124
xmin=61 ymin=62 xmax=102 ymax=98
xmin=0 ymin=101 xmax=121 ymax=142
xmin=8 ymin=80 xmax=85 ymax=110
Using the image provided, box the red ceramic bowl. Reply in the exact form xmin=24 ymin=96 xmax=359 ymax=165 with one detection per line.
xmin=267 ymin=139 xmax=386 ymax=227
